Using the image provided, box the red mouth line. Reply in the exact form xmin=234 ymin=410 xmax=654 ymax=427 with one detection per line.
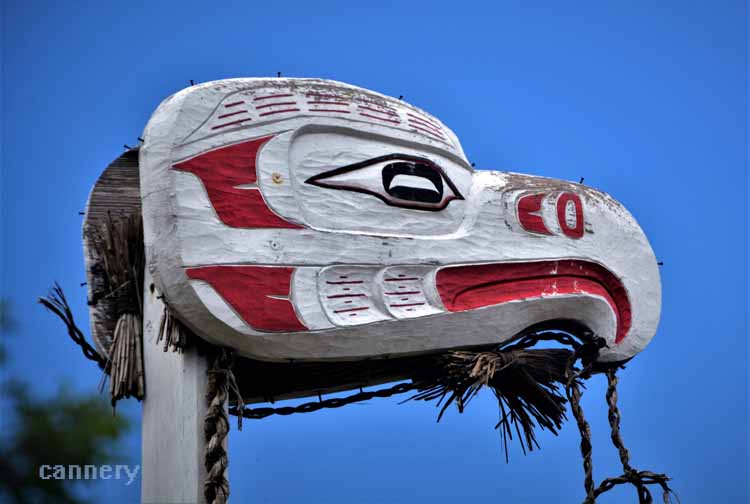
xmin=436 ymin=260 xmax=631 ymax=344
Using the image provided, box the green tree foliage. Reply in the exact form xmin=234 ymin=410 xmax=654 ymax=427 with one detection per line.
xmin=0 ymin=298 xmax=131 ymax=503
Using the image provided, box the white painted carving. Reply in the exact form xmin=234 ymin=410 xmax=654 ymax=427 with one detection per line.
xmin=140 ymin=78 xmax=661 ymax=363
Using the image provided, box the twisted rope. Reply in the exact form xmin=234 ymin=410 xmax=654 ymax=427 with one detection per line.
xmin=204 ymin=349 xmax=231 ymax=504
xmin=204 ymin=348 xmax=245 ymax=504
xmin=38 ymin=283 xmax=108 ymax=369
xmin=231 ymin=381 xmax=418 ymax=420
xmin=565 ymin=341 xmax=601 ymax=503
xmin=590 ymin=369 xmax=677 ymax=503
xmin=228 ymin=332 xmax=675 ymax=503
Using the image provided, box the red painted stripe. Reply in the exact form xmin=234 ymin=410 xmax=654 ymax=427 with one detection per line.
xmin=186 ymin=266 xmax=307 ymax=332
xmin=436 ymin=260 xmax=631 ymax=344
xmin=326 ymin=280 xmax=364 ymax=285
xmin=218 ymin=110 xmax=248 ymax=119
xmin=409 ymin=123 xmax=446 ymax=139
xmin=310 ymin=109 xmax=350 ymax=113
xmin=384 ymin=277 xmax=418 ymax=282
xmin=224 ymin=101 xmax=245 ymax=108
xmin=407 ymin=118 xmax=443 ymax=135
xmin=407 ymin=117 xmax=444 ymax=132
xmin=307 ymin=101 xmax=350 ymax=106
xmin=390 ymin=302 xmax=425 ymax=308
xmin=327 ymin=293 xmax=366 ymax=299
xmin=255 ymin=101 xmax=297 ymax=110
xmin=359 ymin=112 xmax=400 ymax=124
xmin=211 ymin=118 xmax=252 ymax=130
xmin=407 ymin=117 xmax=441 ymax=130
xmin=384 ymin=291 xmax=421 ymax=295
xmin=358 ymin=105 xmax=398 ymax=116
xmin=258 ymin=108 xmax=300 ymax=117
xmin=407 ymin=112 xmax=440 ymax=128
xmin=334 ymin=306 xmax=370 ymax=314
xmin=254 ymin=93 xmax=294 ymax=101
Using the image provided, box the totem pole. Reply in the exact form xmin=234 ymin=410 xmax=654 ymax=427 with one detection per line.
xmin=44 ymin=78 xmax=671 ymax=503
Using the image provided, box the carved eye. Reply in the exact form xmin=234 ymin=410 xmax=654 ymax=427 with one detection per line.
xmin=305 ymin=154 xmax=464 ymax=211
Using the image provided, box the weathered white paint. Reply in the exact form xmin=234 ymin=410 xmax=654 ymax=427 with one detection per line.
xmin=141 ymin=269 xmax=212 ymax=504
xmin=140 ymin=78 xmax=661 ymax=363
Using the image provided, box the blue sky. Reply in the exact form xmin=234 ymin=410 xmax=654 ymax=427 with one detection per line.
xmin=1 ymin=1 xmax=747 ymax=502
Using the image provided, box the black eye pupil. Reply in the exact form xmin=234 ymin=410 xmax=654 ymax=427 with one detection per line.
xmin=381 ymin=162 xmax=444 ymax=204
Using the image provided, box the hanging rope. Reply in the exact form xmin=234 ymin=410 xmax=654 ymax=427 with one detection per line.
xmin=229 ymin=331 xmax=676 ymax=503
xmin=590 ymin=369 xmax=677 ymax=503
xmin=565 ymin=339 xmax=605 ymax=503
xmin=204 ymin=348 xmax=245 ymax=504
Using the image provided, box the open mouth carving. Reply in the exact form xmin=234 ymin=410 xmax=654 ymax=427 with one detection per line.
xmin=436 ymin=260 xmax=631 ymax=344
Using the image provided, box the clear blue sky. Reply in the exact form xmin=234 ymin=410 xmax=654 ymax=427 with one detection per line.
xmin=2 ymin=1 xmax=747 ymax=502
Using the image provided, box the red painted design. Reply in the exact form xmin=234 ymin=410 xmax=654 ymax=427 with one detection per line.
xmin=256 ymin=101 xmax=297 ymax=109
xmin=334 ymin=306 xmax=370 ymax=314
xmin=218 ymin=110 xmax=248 ymax=119
xmin=258 ymin=108 xmax=301 ymax=117
xmin=408 ymin=123 xmax=446 ymax=139
xmin=406 ymin=117 xmax=443 ymax=134
xmin=359 ymin=106 xmax=398 ymax=116
xmin=407 ymin=112 xmax=440 ymax=128
xmin=211 ymin=118 xmax=252 ymax=130
xmin=436 ymin=260 xmax=631 ymax=343
xmin=173 ymin=136 xmax=301 ymax=229
xmin=310 ymin=109 xmax=350 ymax=113
xmin=517 ymin=193 xmax=552 ymax=235
xmin=358 ymin=112 xmax=400 ymax=124
xmin=557 ymin=192 xmax=584 ymax=239
xmin=384 ymin=277 xmax=419 ymax=282
xmin=186 ymin=266 xmax=307 ymax=332
xmin=224 ymin=101 xmax=245 ymax=108
xmin=390 ymin=302 xmax=425 ymax=308
xmin=308 ymin=101 xmax=350 ymax=106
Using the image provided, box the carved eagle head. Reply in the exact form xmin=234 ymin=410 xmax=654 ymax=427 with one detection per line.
xmin=139 ymin=78 xmax=660 ymax=363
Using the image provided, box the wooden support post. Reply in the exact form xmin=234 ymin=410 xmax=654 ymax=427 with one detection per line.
xmin=141 ymin=269 xmax=216 ymax=504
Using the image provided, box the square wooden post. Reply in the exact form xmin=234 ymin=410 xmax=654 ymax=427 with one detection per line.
xmin=140 ymin=269 xmax=215 ymax=504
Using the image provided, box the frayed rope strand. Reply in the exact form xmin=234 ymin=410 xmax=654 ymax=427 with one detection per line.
xmin=38 ymin=283 xmax=108 ymax=369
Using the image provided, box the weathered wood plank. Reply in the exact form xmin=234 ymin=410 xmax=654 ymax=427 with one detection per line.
xmin=83 ymin=148 xmax=141 ymax=357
